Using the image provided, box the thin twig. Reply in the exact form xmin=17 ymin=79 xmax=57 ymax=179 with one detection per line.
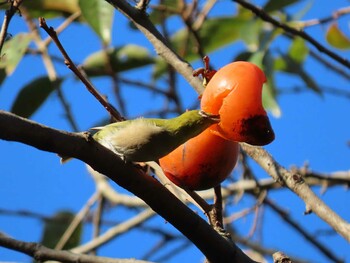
xmin=0 ymin=0 xmax=23 ymax=54
xmin=71 ymin=209 xmax=156 ymax=254
xmin=118 ymin=77 xmax=173 ymax=98
xmin=38 ymin=17 xmax=124 ymax=121
xmin=42 ymin=11 xmax=82 ymax=47
xmin=309 ymin=49 xmax=350 ymax=81
xmin=192 ymin=0 xmax=217 ymax=31
xmin=180 ymin=0 xmax=206 ymax=60
xmin=298 ymin=6 xmax=350 ymax=28
xmin=91 ymin=194 xmax=105 ymax=255
xmin=233 ymin=0 xmax=350 ymax=70
xmin=21 ymin=9 xmax=79 ymax=131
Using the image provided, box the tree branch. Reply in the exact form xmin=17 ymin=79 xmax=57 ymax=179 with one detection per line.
xmin=0 ymin=232 xmax=152 ymax=263
xmin=105 ymin=0 xmax=204 ymax=95
xmin=233 ymin=0 xmax=350 ymax=70
xmin=0 ymin=0 xmax=23 ymax=54
xmin=0 ymin=110 xmax=257 ymax=263
xmin=241 ymin=143 xmax=350 ymax=242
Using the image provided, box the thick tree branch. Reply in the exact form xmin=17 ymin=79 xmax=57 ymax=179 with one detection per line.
xmin=0 ymin=232 xmax=152 ymax=263
xmin=0 ymin=110 xmax=256 ymax=263
xmin=241 ymin=143 xmax=350 ymax=242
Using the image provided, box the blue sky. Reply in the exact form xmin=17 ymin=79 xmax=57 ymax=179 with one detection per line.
xmin=1 ymin=1 xmax=350 ymax=262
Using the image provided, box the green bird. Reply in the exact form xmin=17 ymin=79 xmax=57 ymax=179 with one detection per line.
xmin=61 ymin=110 xmax=219 ymax=163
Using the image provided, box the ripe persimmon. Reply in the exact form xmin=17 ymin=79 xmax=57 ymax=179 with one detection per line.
xmin=200 ymin=61 xmax=275 ymax=146
xmin=159 ymin=128 xmax=239 ymax=191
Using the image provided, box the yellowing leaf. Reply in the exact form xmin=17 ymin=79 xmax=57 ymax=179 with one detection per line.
xmin=326 ymin=23 xmax=350 ymax=50
xmin=289 ymin=38 xmax=308 ymax=63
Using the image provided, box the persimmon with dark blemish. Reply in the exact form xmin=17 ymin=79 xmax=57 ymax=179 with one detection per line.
xmin=200 ymin=61 xmax=275 ymax=146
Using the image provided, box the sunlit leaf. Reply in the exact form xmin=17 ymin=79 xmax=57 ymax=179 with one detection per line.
xmin=21 ymin=0 xmax=80 ymax=18
xmin=250 ymin=51 xmax=281 ymax=117
xmin=0 ymin=33 xmax=32 ymax=75
xmin=326 ymin=23 xmax=350 ymax=50
xmin=289 ymin=38 xmax=309 ymax=63
xmin=79 ymin=0 xmax=114 ymax=45
xmin=263 ymin=0 xmax=300 ymax=12
xmin=82 ymin=44 xmax=155 ymax=76
xmin=11 ymin=76 xmax=62 ymax=118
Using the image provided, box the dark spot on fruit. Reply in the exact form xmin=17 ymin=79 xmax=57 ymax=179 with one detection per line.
xmin=238 ymin=115 xmax=275 ymax=146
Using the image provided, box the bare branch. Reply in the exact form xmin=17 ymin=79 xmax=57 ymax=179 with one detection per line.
xmin=0 ymin=0 xmax=23 ymax=54
xmin=298 ymin=6 xmax=350 ymax=28
xmin=38 ymin=18 xmax=124 ymax=121
xmin=71 ymin=209 xmax=156 ymax=254
xmin=233 ymin=0 xmax=350 ymax=70
xmin=0 ymin=232 xmax=153 ymax=263
xmin=21 ymin=8 xmax=79 ymax=131
xmin=241 ymin=143 xmax=350 ymax=242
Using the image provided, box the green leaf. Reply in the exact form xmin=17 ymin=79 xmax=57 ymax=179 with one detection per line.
xmin=176 ymin=17 xmax=259 ymax=59
xmin=326 ymin=23 xmax=350 ymax=50
xmin=249 ymin=51 xmax=281 ymax=117
xmin=40 ymin=211 xmax=82 ymax=250
xmin=82 ymin=44 xmax=155 ymax=76
xmin=263 ymin=0 xmax=300 ymax=13
xmin=11 ymin=76 xmax=62 ymax=118
xmin=79 ymin=0 xmax=114 ymax=45
xmin=275 ymin=54 xmax=322 ymax=94
xmin=288 ymin=38 xmax=309 ymax=63
xmin=21 ymin=0 xmax=80 ymax=18
xmin=0 ymin=33 xmax=32 ymax=75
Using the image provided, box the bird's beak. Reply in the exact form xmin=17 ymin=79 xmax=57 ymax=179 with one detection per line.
xmin=199 ymin=110 xmax=220 ymax=123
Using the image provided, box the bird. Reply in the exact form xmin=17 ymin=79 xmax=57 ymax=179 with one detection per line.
xmin=60 ymin=110 xmax=219 ymax=163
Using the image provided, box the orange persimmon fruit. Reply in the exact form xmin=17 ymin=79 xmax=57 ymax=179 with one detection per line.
xmin=200 ymin=61 xmax=275 ymax=146
xmin=159 ymin=128 xmax=239 ymax=191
